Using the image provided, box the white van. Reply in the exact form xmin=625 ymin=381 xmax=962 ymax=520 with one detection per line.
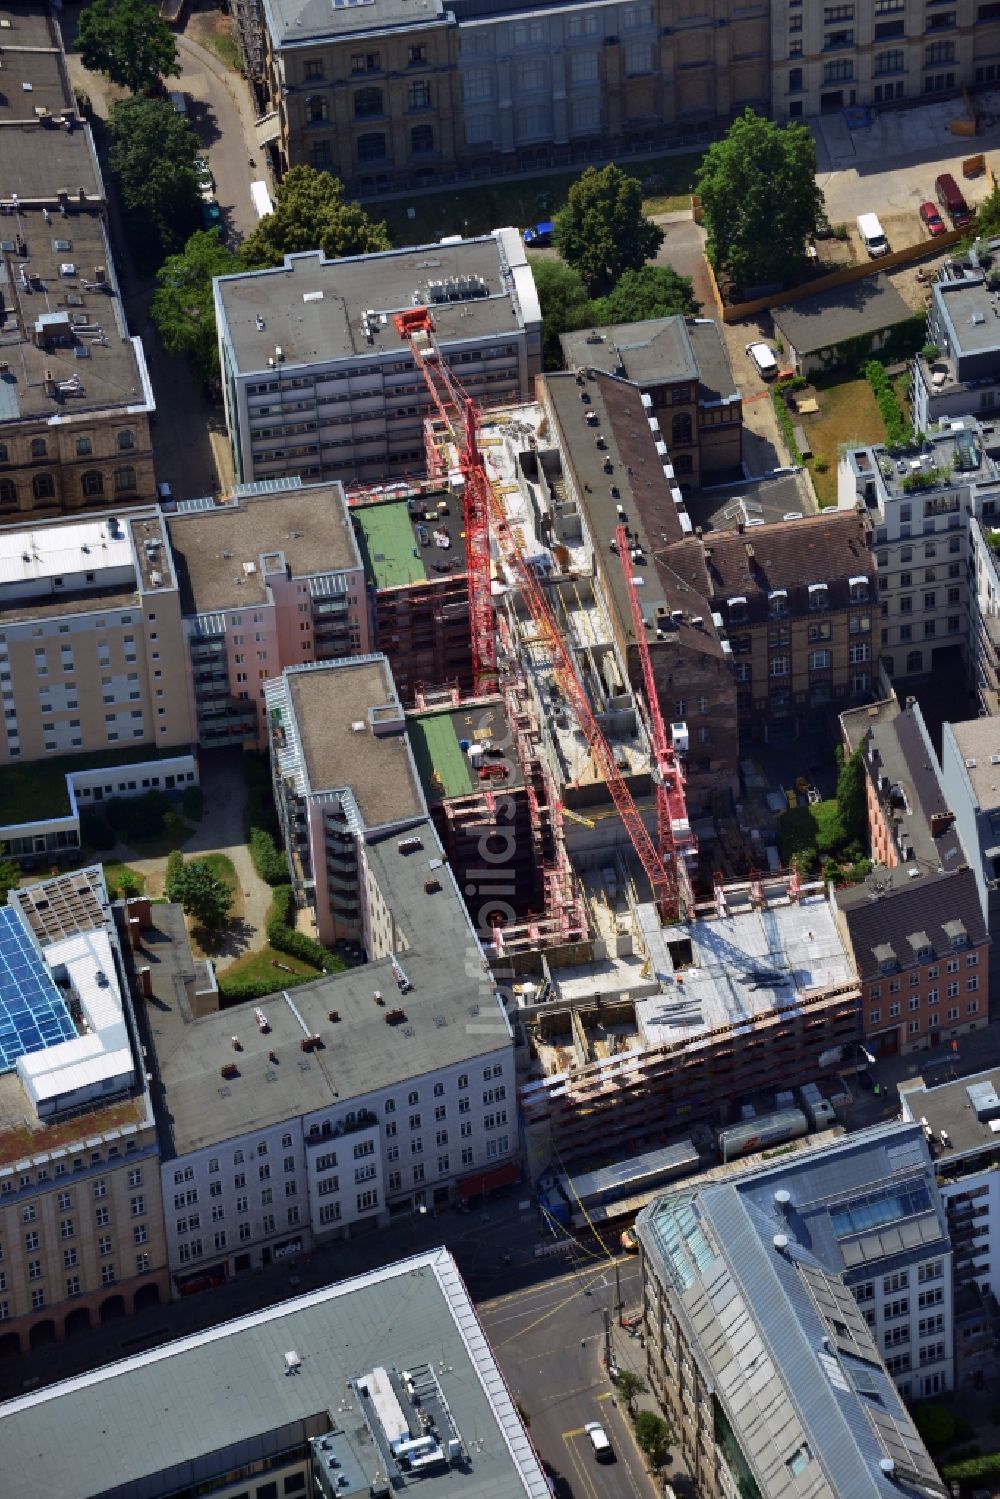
xmin=857 ymin=213 xmax=889 ymax=258
xmin=746 ymin=341 xmax=778 ymax=380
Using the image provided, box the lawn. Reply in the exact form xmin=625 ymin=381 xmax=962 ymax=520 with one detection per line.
xmin=222 ymin=944 xmax=324 ymax=985
xmin=102 ymin=860 xmax=146 ymax=897
xmin=197 ymin=852 xmax=238 ymax=892
xmin=796 ymin=375 xmax=888 ymax=508
xmin=373 ymin=151 xmax=703 ymax=248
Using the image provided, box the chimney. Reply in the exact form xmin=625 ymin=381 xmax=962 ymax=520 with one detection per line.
xmin=930 ymin=811 xmax=955 ymax=837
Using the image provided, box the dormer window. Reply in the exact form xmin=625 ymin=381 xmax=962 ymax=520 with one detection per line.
xmin=849 ymin=575 xmax=869 ymax=603
xmin=808 ymin=583 xmax=829 ymax=612
xmin=728 ymin=594 xmax=748 ymax=623
xmin=873 ymin=942 xmax=899 ymax=975
xmin=943 ymin=918 xmax=968 ymax=951
xmin=769 ymin=588 xmax=788 ymax=618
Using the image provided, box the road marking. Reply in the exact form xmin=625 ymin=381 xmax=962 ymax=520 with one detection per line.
xmin=490 ymin=1266 xmax=614 ymax=1348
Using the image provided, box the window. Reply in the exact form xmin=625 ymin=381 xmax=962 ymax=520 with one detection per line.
xmin=408 ymin=44 xmax=426 ymax=65
xmin=96 ymin=1206 xmax=109 ymax=1227
xmin=351 ymin=51 xmax=380 ymax=73
xmin=0 ymin=479 xmax=15 ymax=509
xmin=306 ymin=94 xmax=328 ymax=123
xmin=411 ymin=124 xmax=434 ymax=155
xmin=33 ymin=474 xmax=54 ymax=501
xmin=82 ymin=470 xmax=104 ymax=498
xmin=770 ymin=656 xmax=790 ymax=678
xmin=31 ymin=438 xmax=47 ymax=459
xmin=408 ymin=80 xmax=431 ymax=110
xmin=354 ymin=87 xmax=383 ymax=118
xmin=809 ymin=649 xmax=832 ymax=671
xmin=925 ymin=40 xmax=955 ymax=65
xmin=357 ymin=1189 xmax=378 ymax=1212
xmin=357 ymin=133 xmax=386 ymax=162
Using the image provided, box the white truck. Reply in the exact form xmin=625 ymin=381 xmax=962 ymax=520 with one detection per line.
xmin=857 ymin=213 xmax=889 ymax=258
xmin=800 ymin=1081 xmax=836 ymax=1130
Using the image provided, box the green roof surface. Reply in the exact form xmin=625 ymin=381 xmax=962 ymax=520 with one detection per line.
xmin=408 ymin=711 xmax=476 ymax=802
xmin=354 ymin=501 xmax=427 ymax=589
xmin=0 ymin=745 xmax=191 ymax=828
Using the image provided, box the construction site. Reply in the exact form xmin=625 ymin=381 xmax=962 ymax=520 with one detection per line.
xmin=326 ymin=308 xmax=864 ymax=1179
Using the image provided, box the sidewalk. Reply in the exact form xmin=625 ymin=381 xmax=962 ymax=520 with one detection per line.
xmin=608 ymin=1309 xmax=698 ymax=1498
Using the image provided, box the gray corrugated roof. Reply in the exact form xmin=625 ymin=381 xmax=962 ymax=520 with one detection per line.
xmin=0 ymin=1248 xmax=549 ymax=1499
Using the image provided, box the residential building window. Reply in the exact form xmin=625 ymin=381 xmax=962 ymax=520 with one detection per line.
xmin=354 ymin=87 xmax=383 ymax=118
xmin=408 ymin=80 xmax=431 ymax=110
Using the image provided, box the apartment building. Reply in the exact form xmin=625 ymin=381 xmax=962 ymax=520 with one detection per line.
xmin=0 ymin=1248 xmax=547 ymax=1499
xmin=0 ymin=5 xmax=155 ymax=524
xmin=839 ymin=416 xmax=1000 ymax=684
xmin=636 ymin=1122 xmax=951 ymax=1499
xmin=143 ymin=848 xmax=515 ymax=1287
xmin=351 ymin=486 xmax=473 ymax=703
xmin=771 ymin=0 xmax=1000 ymax=120
xmin=166 ymin=478 xmax=369 ymax=748
xmin=967 ymin=515 xmax=1000 ymax=714
xmin=913 ymin=244 xmax=1000 ymax=433
xmin=560 ymin=317 xmax=742 ymax=488
xmin=542 ymin=368 xmax=739 ymax=816
xmin=841 ymin=693 xmax=964 ymax=875
xmin=837 ymin=866 xmax=991 ymax=1057
xmin=0 ymin=508 xmax=193 ymax=768
xmin=941 ymin=716 xmax=1000 ymax=1008
xmin=214 ymin=231 xmax=541 ymax=488
xmin=0 ymin=869 xmax=167 ymax=1357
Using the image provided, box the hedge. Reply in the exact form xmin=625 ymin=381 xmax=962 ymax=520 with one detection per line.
xmin=266 ymin=885 xmax=339 ymax=972
xmin=864 ymin=358 xmax=910 ymax=449
xmin=772 ymin=387 xmax=803 ymax=464
xmin=218 ymin=970 xmax=313 ymax=1004
xmin=165 ymin=849 xmax=185 ymax=903
xmin=250 ymin=826 xmax=289 ymax=885
xmin=940 ymin=1450 xmax=1000 ymax=1488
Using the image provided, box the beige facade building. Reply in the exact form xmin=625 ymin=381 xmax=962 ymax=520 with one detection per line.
xmin=0 ymin=508 xmax=193 ymax=769
xmin=0 ymin=870 xmax=168 ymax=1358
xmin=0 ymin=5 xmax=155 ymax=525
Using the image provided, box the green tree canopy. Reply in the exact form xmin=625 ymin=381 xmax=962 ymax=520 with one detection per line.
xmin=970 ymin=184 xmax=1000 ymax=246
xmin=836 ymin=744 xmax=867 ymax=848
xmin=696 ymin=109 xmax=822 ymax=290
xmin=633 ymin=1410 xmax=675 ymax=1467
xmin=151 ymin=229 xmax=243 ymax=381
xmin=0 ymin=859 xmax=20 ymax=905
xmin=171 ymin=859 xmax=233 ymax=933
xmin=108 ymin=96 xmax=202 ymax=255
xmin=77 ymin=0 xmax=180 ymax=95
xmin=592 ymin=264 xmax=699 ymax=324
xmin=529 ymin=258 xmax=593 ymax=368
xmin=614 ymin=1369 xmax=647 ymax=1414
xmin=553 ymin=164 xmax=664 ymax=296
xmin=241 ymin=166 xmax=390 ymax=269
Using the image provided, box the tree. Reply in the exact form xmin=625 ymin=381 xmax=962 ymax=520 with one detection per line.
xmin=151 ymin=230 xmax=244 ymax=381
xmin=108 ymin=97 xmax=202 ymax=256
xmin=77 ymin=0 xmax=180 ymax=96
xmin=530 ymin=258 xmax=594 ymax=368
xmin=171 ymin=860 xmax=233 ymax=933
xmin=912 ymin=1401 xmax=955 ymax=1453
xmin=593 ymin=265 xmax=699 ymax=324
xmin=240 ymin=166 xmax=390 ymax=269
xmin=836 ymin=744 xmax=867 ymax=848
xmin=553 ymin=165 xmax=664 ymax=296
xmin=614 ymin=1369 xmax=647 ymax=1415
xmin=696 ymin=109 xmax=822 ymax=290
xmin=0 ymin=859 xmax=20 ymax=904
xmin=633 ymin=1410 xmax=675 ymax=1468
xmin=970 ymin=184 xmax=1000 ymax=245
xmin=115 ymin=869 xmax=141 ymax=900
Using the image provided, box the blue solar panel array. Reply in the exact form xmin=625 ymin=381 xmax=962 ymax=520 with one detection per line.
xmin=0 ymin=907 xmax=76 ymax=1072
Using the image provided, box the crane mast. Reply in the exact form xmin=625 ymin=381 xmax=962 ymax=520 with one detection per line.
xmin=394 ymin=308 xmax=678 ymax=923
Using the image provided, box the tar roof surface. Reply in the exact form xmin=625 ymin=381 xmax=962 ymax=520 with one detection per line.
xmin=217 ymin=238 xmax=519 ymax=374
xmin=902 ymin=1064 xmax=1000 ymax=1163
xmin=938 ymin=278 xmax=1000 ymax=356
xmin=168 ymin=485 xmax=359 ymax=613
xmin=0 ymin=1248 xmax=548 ymax=1499
xmin=947 ymin=717 xmax=1000 ymax=810
xmin=407 ymin=699 xmax=522 ymax=804
xmin=841 ymin=695 xmax=902 ymax=754
xmin=772 ymin=274 xmax=912 ymax=357
xmin=286 ymin=660 xmax=424 ymax=825
xmin=264 ymin=0 xmax=445 ymax=42
xmin=353 ymin=493 xmax=464 ymax=590
xmin=838 ymin=866 xmax=989 ymax=980
xmin=147 ymin=850 xmax=507 ymax=1156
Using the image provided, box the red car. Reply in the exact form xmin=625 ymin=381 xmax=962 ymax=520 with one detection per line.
xmin=919 ymin=201 xmax=946 ymax=237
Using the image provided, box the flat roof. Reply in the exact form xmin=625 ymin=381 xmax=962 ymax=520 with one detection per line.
xmin=146 ymin=845 xmax=509 ymax=1156
xmin=901 ymin=1064 xmax=1000 ymax=1166
xmin=772 ymin=274 xmax=911 ymax=357
xmin=407 ymin=699 xmax=523 ymax=804
xmin=285 ymin=659 xmax=425 ymax=826
xmin=217 ymin=232 xmax=527 ymax=375
xmin=167 ymin=482 xmax=360 ymax=613
xmin=0 ymin=5 xmax=103 ymax=206
xmin=938 ymin=276 xmax=1000 ymax=358
xmin=0 ymin=905 xmax=75 ymax=1071
xmin=0 ymin=1248 xmax=549 ymax=1499
xmin=560 ymin=316 xmax=737 ymax=403
xmin=637 ymin=890 xmax=854 ymax=1045
xmin=352 ymin=491 xmax=464 ymax=590
xmin=263 ymin=0 xmax=446 ymax=44
xmin=947 ymin=717 xmax=1000 ymax=811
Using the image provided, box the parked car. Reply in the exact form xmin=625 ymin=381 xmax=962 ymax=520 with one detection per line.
xmin=523 ymin=221 xmax=554 ymax=247
xmin=746 ymin=341 xmax=778 ymax=380
xmin=585 ymin=1421 xmax=614 ymax=1462
xmin=919 ymin=201 xmax=946 ymax=237
xmin=168 ymin=90 xmax=188 ymax=117
xmin=194 ymin=155 xmax=214 ymax=192
xmin=201 ymin=198 xmax=223 ymax=232
xmin=935 ymin=171 xmax=972 ymax=228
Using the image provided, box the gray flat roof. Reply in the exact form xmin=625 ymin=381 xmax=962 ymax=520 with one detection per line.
xmin=217 ymin=236 xmax=522 ymax=375
xmin=167 ymin=482 xmax=360 ymax=613
xmin=938 ymin=277 xmax=1000 ymax=358
xmin=0 ymin=5 xmax=103 ymax=204
xmin=901 ymin=1065 xmax=1000 ymax=1166
xmin=287 ymin=659 xmax=425 ymax=825
xmin=772 ymin=274 xmax=911 ymax=358
xmin=947 ymin=717 xmax=1000 ymax=811
xmin=0 ymin=1248 xmax=549 ymax=1499
xmin=263 ymin=0 xmax=445 ymax=44
xmin=147 ymin=843 xmax=509 ymax=1156
xmin=561 ymin=317 xmax=736 ymax=403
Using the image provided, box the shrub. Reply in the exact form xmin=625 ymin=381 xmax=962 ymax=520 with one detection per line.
xmin=912 ymin=1402 xmax=956 ymax=1453
xmin=771 ymin=389 xmax=803 ymax=463
xmin=162 ymin=808 xmax=186 ymax=839
xmin=265 ymin=885 xmax=339 ymax=972
xmin=812 ymin=799 xmax=846 ymax=854
xmin=81 ymin=812 xmax=116 ymax=852
xmin=165 ymin=849 xmax=185 ymax=903
xmin=864 ymin=358 xmax=910 ymax=449
xmin=250 ymin=826 xmax=289 ymax=885
xmin=777 ymin=805 xmax=817 ymax=865
xmin=832 ymin=222 xmax=848 ymax=240
xmin=939 ymin=1449 xmax=1000 ymax=1486
xmin=921 ymin=342 xmax=940 ymax=361
xmin=218 ymin=970 xmax=312 ymax=1004
xmin=181 ymin=785 xmax=204 ymax=822
xmin=104 ymin=790 xmax=170 ymax=841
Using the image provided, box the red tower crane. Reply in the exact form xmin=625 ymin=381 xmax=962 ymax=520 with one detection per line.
xmin=615 ymin=524 xmax=697 ymax=917
xmin=394 ymin=307 xmax=679 ymax=923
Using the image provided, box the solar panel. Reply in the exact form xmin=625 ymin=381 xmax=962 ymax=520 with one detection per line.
xmin=0 ymin=908 xmax=75 ymax=1071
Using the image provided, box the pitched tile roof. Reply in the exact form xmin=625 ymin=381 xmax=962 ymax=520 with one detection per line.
xmin=837 ymin=866 xmax=989 ymax=981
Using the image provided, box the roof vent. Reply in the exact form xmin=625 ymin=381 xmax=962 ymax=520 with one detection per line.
xmin=351 ymin=720 xmax=366 ymax=733
xmin=880 ymin=1458 xmax=895 ymax=1477
xmin=773 ymin=1233 xmax=789 ymax=1253
xmin=284 ymin=1350 xmax=302 ymax=1376
xmin=774 ymin=1189 xmax=791 ymax=1212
